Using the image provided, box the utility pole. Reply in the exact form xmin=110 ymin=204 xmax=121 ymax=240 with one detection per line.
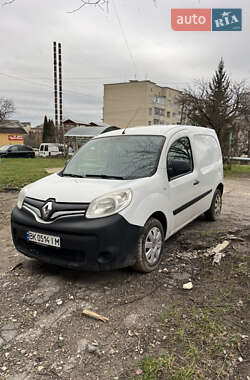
xmin=53 ymin=42 xmax=58 ymax=137
xmin=58 ymin=43 xmax=63 ymax=129
xmin=53 ymin=41 xmax=63 ymax=144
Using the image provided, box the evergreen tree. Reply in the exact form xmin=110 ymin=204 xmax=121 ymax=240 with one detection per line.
xmin=42 ymin=116 xmax=56 ymax=143
xmin=207 ymin=59 xmax=231 ymax=146
xmin=42 ymin=115 xmax=49 ymax=142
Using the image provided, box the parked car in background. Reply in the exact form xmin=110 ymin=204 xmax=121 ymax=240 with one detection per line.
xmin=0 ymin=144 xmax=35 ymax=158
xmin=39 ymin=143 xmax=64 ymax=157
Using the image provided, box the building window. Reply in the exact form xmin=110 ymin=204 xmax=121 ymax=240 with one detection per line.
xmin=149 ymin=108 xmax=152 ymax=116
xmin=153 ymin=96 xmax=165 ymax=105
xmin=153 ymin=119 xmax=159 ymax=124
xmin=168 ymin=99 xmax=171 ymax=105
xmin=160 ymin=120 xmax=164 ymax=125
xmin=154 ymin=107 xmax=165 ymax=116
xmin=148 ymin=121 xmax=152 ymax=125
xmin=172 ymin=112 xmax=176 ymax=118
xmin=167 ymin=112 xmax=171 ymax=118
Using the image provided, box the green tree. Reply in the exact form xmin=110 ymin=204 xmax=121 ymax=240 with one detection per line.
xmin=42 ymin=116 xmax=56 ymax=143
xmin=42 ymin=115 xmax=49 ymax=142
xmin=179 ymin=59 xmax=249 ymax=158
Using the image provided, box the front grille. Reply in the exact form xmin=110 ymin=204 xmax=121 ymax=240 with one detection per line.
xmin=23 ymin=197 xmax=89 ymax=223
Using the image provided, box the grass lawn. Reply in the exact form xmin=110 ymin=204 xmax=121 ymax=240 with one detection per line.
xmin=224 ymin=164 xmax=250 ymax=178
xmin=0 ymin=158 xmax=65 ymax=191
xmin=0 ymin=159 xmax=249 ymax=192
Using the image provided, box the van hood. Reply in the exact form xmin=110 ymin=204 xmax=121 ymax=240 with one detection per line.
xmin=25 ymin=174 xmax=135 ymax=203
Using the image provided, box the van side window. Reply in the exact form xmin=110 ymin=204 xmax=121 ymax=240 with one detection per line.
xmin=167 ymin=137 xmax=193 ymax=180
xmin=44 ymin=145 xmax=48 ymax=152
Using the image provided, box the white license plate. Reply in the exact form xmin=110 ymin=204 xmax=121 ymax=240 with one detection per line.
xmin=26 ymin=231 xmax=61 ymax=248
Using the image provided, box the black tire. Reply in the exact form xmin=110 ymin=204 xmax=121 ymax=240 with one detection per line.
xmin=205 ymin=188 xmax=222 ymax=221
xmin=133 ymin=218 xmax=164 ymax=273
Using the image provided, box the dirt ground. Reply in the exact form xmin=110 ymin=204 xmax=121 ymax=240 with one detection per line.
xmin=0 ymin=178 xmax=249 ymax=380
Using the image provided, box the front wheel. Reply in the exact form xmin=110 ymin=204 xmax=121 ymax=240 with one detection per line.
xmin=205 ymin=188 xmax=222 ymax=221
xmin=133 ymin=218 xmax=164 ymax=273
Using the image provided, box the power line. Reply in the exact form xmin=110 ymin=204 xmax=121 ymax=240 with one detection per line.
xmin=111 ymin=0 xmax=137 ymax=79
xmin=0 ymin=72 xmax=102 ymax=98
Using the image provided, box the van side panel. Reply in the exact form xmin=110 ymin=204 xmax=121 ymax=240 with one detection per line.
xmin=191 ymin=133 xmax=223 ymax=210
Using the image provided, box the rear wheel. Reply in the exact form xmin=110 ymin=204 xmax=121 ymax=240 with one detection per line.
xmin=205 ymin=188 xmax=222 ymax=221
xmin=133 ymin=218 xmax=164 ymax=273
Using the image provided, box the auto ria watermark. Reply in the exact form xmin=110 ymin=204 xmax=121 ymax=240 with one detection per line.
xmin=171 ymin=8 xmax=242 ymax=31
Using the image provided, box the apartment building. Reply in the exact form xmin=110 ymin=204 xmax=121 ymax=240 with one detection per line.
xmin=103 ymin=80 xmax=183 ymax=129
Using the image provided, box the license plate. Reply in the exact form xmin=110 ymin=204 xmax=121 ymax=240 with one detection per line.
xmin=26 ymin=231 xmax=61 ymax=248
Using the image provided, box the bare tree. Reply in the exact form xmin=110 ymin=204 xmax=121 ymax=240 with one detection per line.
xmin=238 ymin=93 xmax=250 ymax=157
xmin=2 ymin=0 xmax=157 ymax=12
xmin=68 ymin=0 xmax=108 ymax=13
xmin=0 ymin=97 xmax=15 ymax=121
xmin=1 ymin=0 xmax=109 ymax=11
xmin=178 ymin=59 xmax=250 ymax=158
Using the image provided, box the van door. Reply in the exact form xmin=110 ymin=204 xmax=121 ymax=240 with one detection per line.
xmin=44 ymin=144 xmax=49 ymax=156
xmin=191 ymin=134 xmax=221 ymax=211
xmin=165 ymin=135 xmax=201 ymax=233
xmin=39 ymin=144 xmax=44 ymax=157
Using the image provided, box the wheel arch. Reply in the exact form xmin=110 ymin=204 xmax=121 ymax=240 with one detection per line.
xmin=217 ymin=183 xmax=224 ymax=195
xmin=147 ymin=211 xmax=167 ymax=237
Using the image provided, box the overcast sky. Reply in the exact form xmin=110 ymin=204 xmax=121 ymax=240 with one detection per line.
xmin=0 ymin=0 xmax=249 ymax=126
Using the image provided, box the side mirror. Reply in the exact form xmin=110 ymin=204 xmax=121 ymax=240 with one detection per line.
xmin=172 ymin=159 xmax=191 ymax=176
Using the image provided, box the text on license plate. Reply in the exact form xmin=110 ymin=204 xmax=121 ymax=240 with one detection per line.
xmin=26 ymin=231 xmax=61 ymax=248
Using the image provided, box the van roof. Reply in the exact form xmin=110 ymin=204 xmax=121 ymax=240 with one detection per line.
xmin=94 ymin=125 xmax=216 ymax=139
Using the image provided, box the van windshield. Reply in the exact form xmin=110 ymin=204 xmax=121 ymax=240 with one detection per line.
xmin=62 ymin=135 xmax=165 ymax=180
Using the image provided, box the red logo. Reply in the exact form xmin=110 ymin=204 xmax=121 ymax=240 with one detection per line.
xmin=171 ymin=9 xmax=211 ymax=31
xmin=8 ymin=135 xmax=24 ymax=141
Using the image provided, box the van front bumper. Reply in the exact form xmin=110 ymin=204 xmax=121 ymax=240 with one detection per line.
xmin=11 ymin=207 xmax=142 ymax=271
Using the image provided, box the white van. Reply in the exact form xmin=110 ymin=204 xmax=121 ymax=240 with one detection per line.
xmin=11 ymin=125 xmax=223 ymax=272
xmin=39 ymin=143 xmax=64 ymax=157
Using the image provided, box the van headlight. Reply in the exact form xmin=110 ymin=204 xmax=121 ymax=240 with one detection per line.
xmin=86 ymin=189 xmax=132 ymax=219
xmin=17 ymin=186 xmax=28 ymax=209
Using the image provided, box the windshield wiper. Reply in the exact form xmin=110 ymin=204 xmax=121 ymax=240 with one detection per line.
xmin=62 ymin=173 xmax=85 ymax=178
xmin=85 ymin=174 xmax=125 ymax=180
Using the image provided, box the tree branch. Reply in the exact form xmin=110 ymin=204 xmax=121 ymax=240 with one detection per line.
xmin=68 ymin=0 xmax=108 ymax=14
xmin=1 ymin=0 xmax=16 ymax=5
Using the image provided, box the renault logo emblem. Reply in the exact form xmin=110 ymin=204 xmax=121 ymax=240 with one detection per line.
xmin=41 ymin=201 xmax=53 ymax=220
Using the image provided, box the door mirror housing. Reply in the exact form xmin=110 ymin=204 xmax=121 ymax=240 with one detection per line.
xmin=172 ymin=159 xmax=191 ymax=176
